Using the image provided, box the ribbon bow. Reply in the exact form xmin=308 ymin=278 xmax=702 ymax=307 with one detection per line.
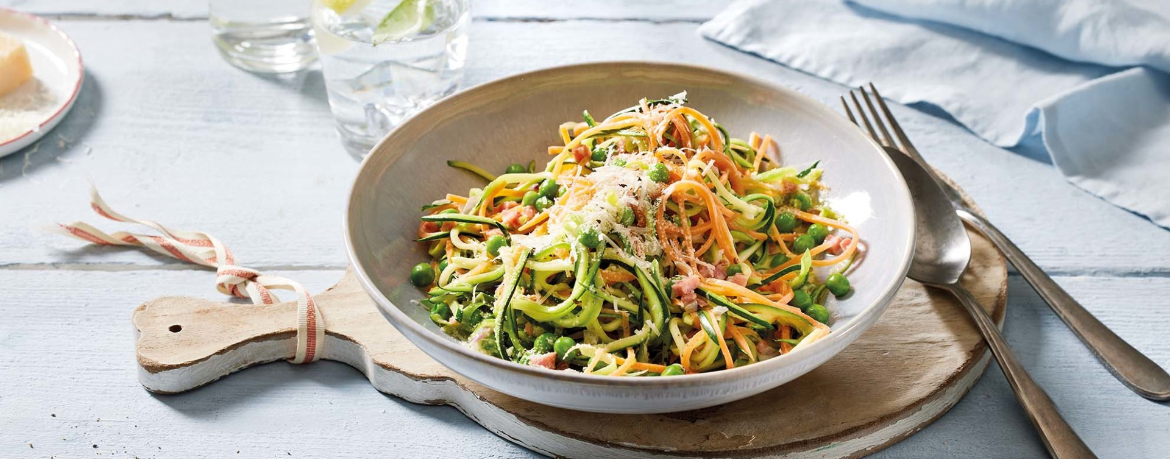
xmin=53 ymin=187 xmax=324 ymax=364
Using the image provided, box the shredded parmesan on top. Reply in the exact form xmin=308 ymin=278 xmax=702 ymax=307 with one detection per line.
xmin=546 ymin=151 xmax=665 ymax=267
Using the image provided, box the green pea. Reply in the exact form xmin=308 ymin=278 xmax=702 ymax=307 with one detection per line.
xmin=505 ymin=163 xmax=528 ymax=174
xmin=539 ymin=180 xmax=560 ymax=198
xmin=521 ymin=191 xmax=539 ymax=207
xmin=661 ymin=363 xmax=685 ymax=376
xmin=613 ymin=158 xmax=627 ymax=167
xmin=429 ymin=301 xmax=451 ymax=320
xmin=826 ymin=273 xmax=851 ymax=297
xmin=774 ymin=211 xmax=798 ymax=232
xmin=790 ymin=290 xmax=812 ymax=310
xmin=769 ymin=253 xmax=789 ymax=269
xmin=806 ymin=304 xmax=830 ymax=324
xmin=790 ymin=193 xmax=812 ymax=211
xmin=486 ymin=235 xmax=508 ymax=257
xmin=591 ymin=146 xmax=607 ymax=162
xmin=726 ymin=263 xmax=744 ymax=276
xmin=438 ymin=258 xmax=449 ymax=274
xmin=533 ymin=333 xmax=556 ymax=354
xmin=807 ymin=224 xmax=829 ymax=243
xmin=410 ymin=263 xmax=435 ymax=287
xmin=554 ymin=336 xmax=577 ymax=360
xmin=648 ymin=162 xmax=670 ymax=183
xmin=578 ymin=228 xmax=602 ymax=249
xmin=534 ymin=196 xmax=553 ymax=211
xmin=793 ymin=234 xmax=816 ymax=253
xmin=620 ymin=207 xmax=636 ymax=226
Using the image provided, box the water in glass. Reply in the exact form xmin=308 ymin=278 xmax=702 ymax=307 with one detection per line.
xmin=210 ymin=0 xmax=318 ymax=74
xmin=311 ymin=0 xmax=470 ymax=157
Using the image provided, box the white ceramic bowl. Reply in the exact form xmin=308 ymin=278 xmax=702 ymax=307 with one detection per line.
xmin=345 ymin=62 xmax=914 ymax=414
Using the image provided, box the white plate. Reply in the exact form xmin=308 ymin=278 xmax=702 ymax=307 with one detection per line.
xmin=0 ymin=8 xmax=83 ymax=159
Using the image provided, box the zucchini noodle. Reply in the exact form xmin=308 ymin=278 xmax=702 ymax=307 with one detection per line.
xmin=410 ymin=92 xmax=862 ymax=376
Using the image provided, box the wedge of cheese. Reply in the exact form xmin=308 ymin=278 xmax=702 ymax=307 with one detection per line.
xmin=0 ymin=31 xmax=34 ymax=98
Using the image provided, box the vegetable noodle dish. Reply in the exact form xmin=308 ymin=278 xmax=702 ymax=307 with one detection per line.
xmin=411 ymin=93 xmax=861 ymax=376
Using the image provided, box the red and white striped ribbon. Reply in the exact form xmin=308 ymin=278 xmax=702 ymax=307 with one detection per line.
xmin=53 ymin=187 xmax=325 ymax=364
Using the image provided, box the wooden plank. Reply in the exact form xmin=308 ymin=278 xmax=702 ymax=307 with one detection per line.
xmin=0 ymin=269 xmax=538 ymax=459
xmin=3 ymin=0 xmax=725 ymax=21
xmin=2 ymin=19 xmax=1168 ymax=272
xmin=881 ymin=274 xmax=1170 ymax=458
xmin=0 ymin=270 xmax=1166 ymax=458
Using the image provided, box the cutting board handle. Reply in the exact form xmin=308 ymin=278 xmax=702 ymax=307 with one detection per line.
xmin=132 ymin=271 xmax=421 ymax=393
xmin=133 ymin=292 xmax=300 ymax=392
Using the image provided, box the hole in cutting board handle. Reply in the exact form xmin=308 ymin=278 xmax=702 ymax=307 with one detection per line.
xmin=169 ymin=325 xmax=182 ymax=333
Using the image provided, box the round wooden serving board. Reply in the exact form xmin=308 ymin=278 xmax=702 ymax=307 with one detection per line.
xmin=131 ymin=181 xmax=1007 ymax=459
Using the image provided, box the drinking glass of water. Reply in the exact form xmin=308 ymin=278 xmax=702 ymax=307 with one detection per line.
xmin=310 ymin=0 xmax=470 ymax=157
xmin=210 ymin=0 xmax=319 ymax=74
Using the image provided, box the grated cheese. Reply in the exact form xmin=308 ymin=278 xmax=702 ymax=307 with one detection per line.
xmin=547 ymin=151 xmax=665 ymax=266
xmin=0 ymin=78 xmax=57 ymax=143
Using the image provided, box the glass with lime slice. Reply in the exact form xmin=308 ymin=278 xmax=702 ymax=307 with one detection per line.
xmin=311 ymin=0 xmax=470 ymax=158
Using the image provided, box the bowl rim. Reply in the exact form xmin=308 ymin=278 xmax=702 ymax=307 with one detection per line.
xmin=344 ymin=61 xmax=915 ymax=388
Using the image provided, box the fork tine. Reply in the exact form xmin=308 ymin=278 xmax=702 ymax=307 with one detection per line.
xmin=859 ymin=86 xmax=896 ymax=149
xmin=840 ymin=96 xmax=858 ymax=126
xmin=848 ymin=91 xmax=880 ymax=143
xmin=867 ymin=83 xmax=922 ymax=159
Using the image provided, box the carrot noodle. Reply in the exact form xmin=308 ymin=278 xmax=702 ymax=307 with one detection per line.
xmin=412 ymin=94 xmax=857 ymax=376
xmin=680 ymin=331 xmax=704 ymax=372
xmin=751 ymin=135 xmax=769 ymax=171
xmin=609 ymin=348 xmax=638 ymax=377
xmin=726 ymin=323 xmax=756 ymax=363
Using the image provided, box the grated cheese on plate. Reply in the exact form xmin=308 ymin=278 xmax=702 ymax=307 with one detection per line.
xmin=0 ymin=78 xmax=57 ymax=143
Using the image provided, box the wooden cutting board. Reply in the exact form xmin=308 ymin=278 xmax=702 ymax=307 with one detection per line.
xmin=131 ymin=182 xmax=1007 ymax=459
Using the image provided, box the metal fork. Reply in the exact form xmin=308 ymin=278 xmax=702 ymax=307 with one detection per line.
xmin=842 ymin=84 xmax=1170 ymax=401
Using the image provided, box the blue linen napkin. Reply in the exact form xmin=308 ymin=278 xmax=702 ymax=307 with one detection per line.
xmin=699 ymin=0 xmax=1170 ymax=229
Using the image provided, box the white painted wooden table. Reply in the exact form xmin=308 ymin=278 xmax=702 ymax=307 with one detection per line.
xmin=1 ymin=1 xmax=1167 ymax=457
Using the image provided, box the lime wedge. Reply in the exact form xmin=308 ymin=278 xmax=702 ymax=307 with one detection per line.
xmin=372 ymin=0 xmax=435 ymax=45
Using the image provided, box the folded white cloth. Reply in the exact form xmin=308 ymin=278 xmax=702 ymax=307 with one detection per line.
xmin=700 ymin=0 xmax=1170 ymax=228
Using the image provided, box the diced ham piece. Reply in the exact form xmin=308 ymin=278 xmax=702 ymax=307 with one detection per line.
xmin=671 ymin=274 xmax=701 ymax=308
xmin=824 ymin=234 xmax=852 ymax=255
xmin=500 ymin=205 xmax=537 ymax=230
xmin=528 ymin=352 xmax=558 ymax=369
xmin=781 ymin=181 xmax=799 ymax=194
xmin=697 ymin=261 xmax=725 ymax=279
xmin=729 ymin=272 xmax=749 ymax=287
xmin=756 ymin=340 xmax=780 ymax=360
xmin=420 ymin=220 xmax=441 ymax=233
xmin=572 ymin=144 xmax=590 ymax=163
